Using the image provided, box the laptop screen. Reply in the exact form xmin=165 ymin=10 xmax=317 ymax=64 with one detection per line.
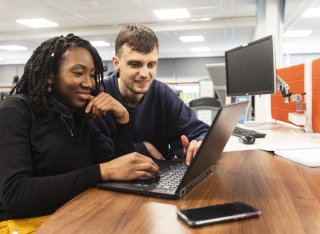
xmin=179 ymin=101 xmax=249 ymax=189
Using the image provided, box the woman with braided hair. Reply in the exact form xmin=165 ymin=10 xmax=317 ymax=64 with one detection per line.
xmin=0 ymin=34 xmax=159 ymax=232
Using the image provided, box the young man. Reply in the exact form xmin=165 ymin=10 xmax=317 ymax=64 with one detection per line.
xmin=94 ymin=24 xmax=209 ymax=165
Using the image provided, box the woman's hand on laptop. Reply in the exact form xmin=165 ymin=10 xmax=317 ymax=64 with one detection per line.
xmin=181 ymin=135 xmax=202 ymax=166
xmin=99 ymin=152 xmax=160 ymax=181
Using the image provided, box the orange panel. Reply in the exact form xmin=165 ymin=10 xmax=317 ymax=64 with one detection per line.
xmin=271 ymin=64 xmax=305 ymax=125
xmin=312 ymin=59 xmax=320 ymax=132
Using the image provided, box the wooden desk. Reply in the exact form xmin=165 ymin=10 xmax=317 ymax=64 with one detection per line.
xmin=37 ymin=150 xmax=320 ymax=234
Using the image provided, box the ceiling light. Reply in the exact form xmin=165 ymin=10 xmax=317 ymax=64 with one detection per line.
xmin=283 ymin=30 xmax=312 ymax=38
xmin=82 ymin=0 xmax=99 ymax=7
xmin=16 ymin=18 xmax=58 ymax=28
xmin=191 ymin=47 xmax=210 ymax=53
xmin=302 ymin=8 xmax=320 ymax=17
xmin=153 ymin=8 xmax=190 ymax=20
xmin=190 ymin=18 xmax=212 ymax=22
xmin=180 ymin=36 xmax=205 ymax=42
xmin=0 ymin=45 xmax=28 ymax=51
xmin=90 ymin=41 xmax=110 ymax=47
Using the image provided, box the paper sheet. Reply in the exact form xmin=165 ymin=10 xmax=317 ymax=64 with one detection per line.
xmin=274 ymin=148 xmax=320 ymax=167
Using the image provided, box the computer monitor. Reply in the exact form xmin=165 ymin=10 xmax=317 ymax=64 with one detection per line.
xmin=205 ymin=63 xmax=227 ymax=105
xmin=225 ymin=35 xmax=276 ymax=96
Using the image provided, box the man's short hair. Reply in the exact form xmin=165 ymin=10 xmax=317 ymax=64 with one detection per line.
xmin=115 ymin=24 xmax=159 ymax=56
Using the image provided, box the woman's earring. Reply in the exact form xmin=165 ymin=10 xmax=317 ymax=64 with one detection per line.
xmin=47 ymin=84 xmax=52 ymax=93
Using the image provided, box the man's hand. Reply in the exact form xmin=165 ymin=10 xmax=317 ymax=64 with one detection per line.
xmin=143 ymin=141 xmax=165 ymax=160
xmin=181 ymin=135 xmax=202 ymax=166
xmin=85 ymin=92 xmax=129 ymax=124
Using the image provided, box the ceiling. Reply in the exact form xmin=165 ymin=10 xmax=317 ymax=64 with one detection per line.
xmin=0 ymin=0 xmax=319 ymax=65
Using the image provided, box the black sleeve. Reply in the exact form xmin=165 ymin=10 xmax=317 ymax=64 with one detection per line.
xmin=0 ymin=97 xmax=101 ymax=219
xmin=164 ymin=86 xmax=209 ymax=153
xmin=91 ymin=118 xmax=135 ymax=158
xmin=92 ymin=115 xmax=147 ymax=156
xmin=114 ymin=122 xmax=135 ymax=154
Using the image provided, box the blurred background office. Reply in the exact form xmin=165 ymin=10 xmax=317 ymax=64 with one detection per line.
xmin=0 ymin=0 xmax=319 ymax=121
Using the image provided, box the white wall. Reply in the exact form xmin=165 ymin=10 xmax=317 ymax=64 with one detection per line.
xmin=0 ymin=64 xmax=24 ymax=86
xmin=283 ymin=53 xmax=320 ymax=67
xmin=0 ymin=57 xmax=225 ymax=84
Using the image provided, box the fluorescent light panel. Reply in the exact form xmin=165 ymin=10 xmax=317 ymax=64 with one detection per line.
xmin=284 ymin=30 xmax=312 ymax=38
xmin=190 ymin=18 xmax=212 ymax=22
xmin=191 ymin=47 xmax=210 ymax=52
xmin=180 ymin=36 xmax=204 ymax=42
xmin=0 ymin=45 xmax=28 ymax=51
xmin=302 ymin=8 xmax=320 ymax=17
xmin=16 ymin=18 xmax=58 ymax=28
xmin=90 ymin=41 xmax=110 ymax=47
xmin=153 ymin=8 xmax=190 ymax=20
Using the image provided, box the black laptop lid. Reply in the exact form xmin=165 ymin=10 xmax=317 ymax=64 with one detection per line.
xmin=178 ymin=101 xmax=249 ymax=189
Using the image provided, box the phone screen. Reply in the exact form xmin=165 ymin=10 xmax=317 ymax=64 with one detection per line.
xmin=177 ymin=202 xmax=261 ymax=227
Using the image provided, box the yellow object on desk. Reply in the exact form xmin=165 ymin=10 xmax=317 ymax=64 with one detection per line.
xmin=0 ymin=215 xmax=48 ymax=234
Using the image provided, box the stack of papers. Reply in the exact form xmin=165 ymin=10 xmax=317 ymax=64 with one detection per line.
xmin=274 ymin=148 xmax=320 ymax=167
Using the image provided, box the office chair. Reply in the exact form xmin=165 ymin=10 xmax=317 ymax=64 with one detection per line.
xmin=189 ymin=97 xmax=221 ymax=108
xmin=189 ymin=97 xmax=221 ymax=125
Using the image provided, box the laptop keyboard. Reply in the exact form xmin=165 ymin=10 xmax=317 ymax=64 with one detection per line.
xmin=133 ymin=162 xmax=187 ymax=191
xmin=232 ymin=126 xmax=266 ymax=138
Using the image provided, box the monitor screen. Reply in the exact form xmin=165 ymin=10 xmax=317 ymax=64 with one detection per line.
xmin=225 ymin=35 xmax=275 ymax=96
xmin=205 ymin=63 xmax=226 ymax=105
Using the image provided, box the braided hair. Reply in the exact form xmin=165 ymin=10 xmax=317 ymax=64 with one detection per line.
xmin=10 ymin=34 xmax=105 ymax=121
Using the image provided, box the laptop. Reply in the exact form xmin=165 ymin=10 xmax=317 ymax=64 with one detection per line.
xmin=96 ymin=101 xmax=249 ymax=199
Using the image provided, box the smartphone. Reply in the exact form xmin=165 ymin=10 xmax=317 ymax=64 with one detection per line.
xmin=177 ymin=202 xmax=261 ymax=227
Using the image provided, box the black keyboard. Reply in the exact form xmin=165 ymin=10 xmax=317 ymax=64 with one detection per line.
xmin=134 ymin=163 xmax=187 ymax=191
xmin=232 ymin=127 xmax=266 ymax=138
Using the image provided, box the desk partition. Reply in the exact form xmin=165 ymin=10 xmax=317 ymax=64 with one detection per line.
xmin=312 ymin=58 xmax=320 ymax=132
xmin=271 ymin=63 xmax=305 ymax=124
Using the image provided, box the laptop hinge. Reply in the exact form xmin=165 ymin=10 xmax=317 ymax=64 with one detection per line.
xmin=177 ymin=165 xmax=215 ymax=197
